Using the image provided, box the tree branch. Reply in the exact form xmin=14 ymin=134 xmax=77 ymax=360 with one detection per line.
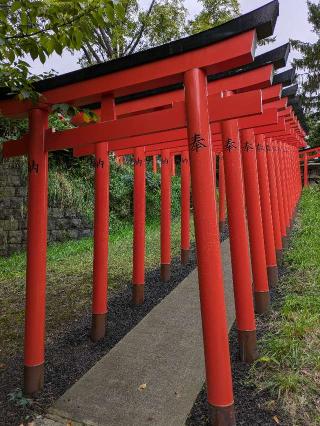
xmin=85 ymin=42 xmax=102 ymax=63
xmin=98 ymin=28 xmax=114 ymax=58
xmin=124 ymin=0 xmax=157 ymax=56
xmin=5 ymin=6 xmax=97 ymax=41
xmin=81 ymin=46 xmax=93 ymax=64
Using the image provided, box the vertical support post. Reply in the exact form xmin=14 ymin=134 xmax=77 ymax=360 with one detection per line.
xmin=222 ymin=119 xmax=257 ymax=362
xmin=132 ymin=147 xmax=146 ymax=304
xmin=304 ymin=154 xmax=309 ymax=187
xmin=279 ymin=142 xmax=290 ymax=241
xmin=160 ymin=149 xmax=171 ymax=282
xmin=265 ymin=138 xmax=283 ymax=264
xmin=240 ymin=129 xmax=270 ymax=314
xmin=171 ymin=154 xmax=176 ymax=176
xmin=184 ymin=68 xmax=235 ymax=426
xmin=152 ymin=155 xmax=157 ymax=173
xmin=255 ymin=134 xmax=278 ymax=288
xmin=218 ymin=154 xmax=226 ymax=233
xmin=273 ymin=140 xmax=287 ymax=249
xmin=24 ymin=108 xmax=49 ymax=395
xmin=91 ymin=95 xmax=113 ymax=342
xmin=181 ymin=150 xmax=190 ymax=265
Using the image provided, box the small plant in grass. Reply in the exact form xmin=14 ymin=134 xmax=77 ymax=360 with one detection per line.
xmin=8 ymin=389 xmax=32 ymax=408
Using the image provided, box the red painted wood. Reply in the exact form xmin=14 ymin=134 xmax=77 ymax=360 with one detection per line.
xmin=160 ymin=149 xmax=171 ymax=270
xmin=255 ymin=134 xmax=277 ymax=268
xmin=266 ymin=137 xmax=283 ymax=252
xmin=180 ymin=150 xmax=190 ymax=254
xmin=24 ymin=108 xmax=49 ymax=391
xmin=184 ymin=68 xmax=234 ymax=409
xmin=240 ymin=128 xmax=269 ymax=295
xmin=132 ymin=147 xmax=146 ymax=288
xmin=221 ymin=119 xmax=256 ymax=331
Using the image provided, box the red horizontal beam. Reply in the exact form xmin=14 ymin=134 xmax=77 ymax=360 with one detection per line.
xmin=0 ymin=31 xmax=256 ymax=117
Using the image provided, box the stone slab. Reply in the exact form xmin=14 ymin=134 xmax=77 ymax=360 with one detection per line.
xmin=43 ymin=239 xmax=235 ymax=426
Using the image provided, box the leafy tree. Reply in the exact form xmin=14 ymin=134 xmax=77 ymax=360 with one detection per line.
xmin=78 ymin=0 xmax=188 ymax=65
xmin=0 ymin=0 xmax=117 ymax=100
xmin=306 ymin=117 xmax=320 ymax=147
xmin=291 ymin=0 xmax=320 ymax=146
xmin=187 ymin=0 xmax=239 ymax=34
xmin=78 ymin=0 xmax=240 ymax=66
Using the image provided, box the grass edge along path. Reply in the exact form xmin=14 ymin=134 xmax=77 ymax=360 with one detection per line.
xmin=0 ymin=216 xmax=194 ymax=362
xmin=249 ymin=186 xmax=320 ymax=426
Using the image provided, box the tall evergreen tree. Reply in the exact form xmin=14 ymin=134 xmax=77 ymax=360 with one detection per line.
xmin=291 ymin=1 xmax=320 ymax=146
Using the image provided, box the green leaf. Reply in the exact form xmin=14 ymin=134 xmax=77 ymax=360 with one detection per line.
xmin=38 ymin=49 xmax=46 ymax=64
xmin=29 ymin=43 xmax=38 ymax=60
xmin=12 ymin=1 xmax=21 ymax=12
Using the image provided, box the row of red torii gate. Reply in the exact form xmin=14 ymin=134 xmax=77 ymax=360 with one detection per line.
xmin=300 ymin=145 xmax=320 ymax=186
xmin=0 ymin=1 xmax=308 ymax=425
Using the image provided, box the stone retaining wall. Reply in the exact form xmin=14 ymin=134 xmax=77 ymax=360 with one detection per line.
xmin=0 ymin=153 xmax=92 ymax=257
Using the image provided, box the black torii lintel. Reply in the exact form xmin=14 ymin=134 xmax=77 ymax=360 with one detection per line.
xmin=273 ymin=68 xmax=296 ymax=87
xmin=281 ymin=84 xmax=298 ymax=98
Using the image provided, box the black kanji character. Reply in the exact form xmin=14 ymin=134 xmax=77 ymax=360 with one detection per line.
xmin=256 ymin=143 xmax=265 ymax=152
xmin=243 ymin=141 xmax=254 ymax=152
xmin=225 ymin=138 xmax=237 ymax=152
xmin=28 ymin=160 xmax=39 ymax=174
xmin=94 ymin=158 xmax=104 ymax=168
xmin=191 ymin=133 xmax=207 ymax=152
xmin=133 ymin=157 xmax=143 ymax=166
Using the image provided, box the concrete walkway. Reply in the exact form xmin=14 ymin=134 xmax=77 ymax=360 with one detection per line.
xmin=43 ymin=239 xmax=235 ymax=426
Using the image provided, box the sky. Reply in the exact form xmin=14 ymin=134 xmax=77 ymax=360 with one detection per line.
xmin=29 ymin=0 xmax=317 ymax=76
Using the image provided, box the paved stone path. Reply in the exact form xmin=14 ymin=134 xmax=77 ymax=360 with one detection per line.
xmin=42 ymin=239 xmax=235 ymax=426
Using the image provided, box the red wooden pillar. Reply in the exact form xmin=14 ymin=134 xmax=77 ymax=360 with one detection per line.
xmin=91 ymin=95 xmax=113 ymax=342
xmin=255 ymin=135 xmax=278 ymax=288
xmin=132 ymin=147 xmax=146 ymax=304
xmin=265 ymin=138 xmax=283 ymax=264
xmin=181 ymin=150 xmax=191 ymax=265
xmin=218 ymin=154 xmax=226 ymax=233
xmin=160 ymin=149 xmax=171 ymax=282
xmin=152 ymin=155 xmax=157 ymax=173
xmin=222 ymin=119 xmax=257 ymax=362
xmin=273 ymin=141 xmax=287 ymax=249
xmin=304 ymin=154 xmax=309 ymax=187
xmin=279 ymin=142 xmax=290 ymax=240
xmin=184 ymin=68 xmax=235 ymax=425
xmin=240 ymin=128 xmax=270 ymax=314
xmin=24 ymin=108 xmax=49 ymax=395
xmin=171 ymin=154 xmax=176 ymax=176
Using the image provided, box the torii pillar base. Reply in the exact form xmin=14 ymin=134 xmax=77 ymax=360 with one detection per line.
xmin=238 ymin=330 xmax=258 ymax=363
xmin=219 ymin=220 xmax=227 ymax=234
xmin=91 ymin=313 xmax=107 ymax=342
xmin=208 ymin=404 xmax=236 ymax=426
xmin=181 ymin=249 xmax=190 ymax=265
xmin=160 ymin=264 xmax=171 ymax=282
xmin=254 ymin=291 xmax=270 ymax=315
xmin=132 ymin=284 xmax=144 ymax=305
xmin=24 ymin=364 xmax=44 ymax=396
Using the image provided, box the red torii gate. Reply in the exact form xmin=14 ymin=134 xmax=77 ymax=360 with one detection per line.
xmin=1 ymin=2 xmax=306 ymax=425
xmin=299 ymin=146 xmax=320 ymax=186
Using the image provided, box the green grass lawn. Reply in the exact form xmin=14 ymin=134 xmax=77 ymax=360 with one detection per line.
xmin=0 ymin=216 xmax=194 ymax=362
xmin=250 ymin=186 xmax=320 ymax=425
